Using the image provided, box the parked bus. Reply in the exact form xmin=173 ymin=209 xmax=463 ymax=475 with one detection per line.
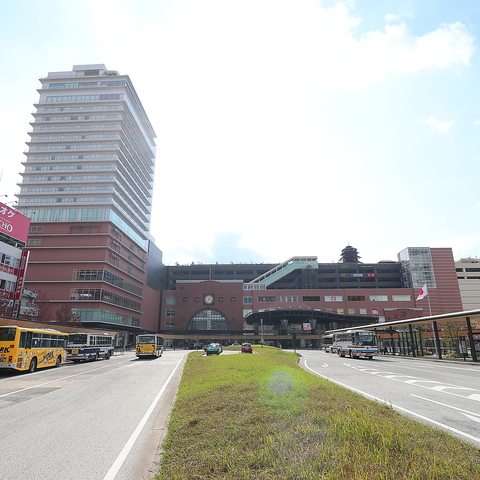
xmin=67 ymin=332 xmax=115 ymax=362
xmin=321 ymin=333 xmax=334 ymax=352
xmin=331 ymin=329 xmax=378 ymax=359
xmin=0 ymin=325 xmax=68 ymax=373
xmin=136 ymin=334 xmax=164 ymax=358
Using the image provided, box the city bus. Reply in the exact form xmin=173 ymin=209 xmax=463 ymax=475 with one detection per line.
xmin=66 ymin=332 xmax=115 ymax=362
xmin=321 ymin=333 xmax=334 ymax=352
xmin=331 ymin=329 xmax=378 ymax=359
xmin=136 ymin=333 xmax=164 ymax=358
xmin=0 ymin=325 xmax=68 ymax=373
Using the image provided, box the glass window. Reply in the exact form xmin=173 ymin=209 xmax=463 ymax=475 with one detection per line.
xmin=370 ymin=295 xmax=388 ymax=302
xmin=392 ymin=295 xmax=411 ymax=301
xmin=325 ymin=296 xmax=343 ymax=302
xmin=347 ymin=296 xmax=365 ymax=301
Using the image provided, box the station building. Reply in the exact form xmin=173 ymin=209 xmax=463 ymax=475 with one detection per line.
xmin=158 ymin=246 xmax=463 ymax=341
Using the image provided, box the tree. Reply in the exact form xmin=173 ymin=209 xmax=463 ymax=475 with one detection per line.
xmin=55 ymin=305 xmax=82 ymax=327
xmin=0 ymin=294 xmax=14 ymax=318
xmin=20 ymin=291 xmax=52 ymax=322
xmin=441 ymin=321 xmax=465 ymax=355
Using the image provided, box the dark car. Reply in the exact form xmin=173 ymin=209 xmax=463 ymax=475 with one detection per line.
xmin=241 ymin=343 xmax=253 ymax=353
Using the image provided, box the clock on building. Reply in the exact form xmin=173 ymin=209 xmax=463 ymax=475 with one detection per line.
xmin=204 ymin=294 xmax=214 ymax=305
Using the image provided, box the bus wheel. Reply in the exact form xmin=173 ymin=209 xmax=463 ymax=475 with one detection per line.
xmin=105 ymin=352 xmax=110 ymax=360
xmin=55 ymin=355 xmax=61 ymax=367
xmin=338 ymin=350 xmax=342 ymax=357
xmin=28 ymin=358 xmax=37 ymax=373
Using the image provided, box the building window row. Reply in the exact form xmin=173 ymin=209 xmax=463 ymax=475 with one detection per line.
xmin=75 ymin=308 xmax=139 ymax=327
xmin=45 ymin=94 xmax=123 ymax=103
xmin=48 ymin=80 xmax=126 ymax=89
xmin=28 ymin=174 xmax=113 ymax=182
xmin=72 ymin=269 xmax=142 ymax=296
xmin=39 ymin=105 xmax=123 ymax=114
xmin=35 ymin=125 xmax=120 ymax=133
xmin=31 ymin=154 xmax=116 ymax=162
xmin=29 ymin=143 xmax=121 ymax=152
xmin=39 ymin=115 xmax=122 ymax=123
xmin=246 ymin=294 xmax=412 ymax=303
xmin=70 ymin=288 xmax=141 ymax=311
xmin=32 ymin=134 xmax=119 ymax=142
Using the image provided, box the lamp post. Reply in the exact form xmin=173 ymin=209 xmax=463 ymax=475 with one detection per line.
xmin=261 ymin=318 xmax=264 ymax=347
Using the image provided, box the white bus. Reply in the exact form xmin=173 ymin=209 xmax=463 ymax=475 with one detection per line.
xmin=67 ymin=332 xmax=115 ymax=362
xmin=331 ymin=329 xmax=378 ymax=359
xmin=321 ymin=334 xmax=334 ymax=352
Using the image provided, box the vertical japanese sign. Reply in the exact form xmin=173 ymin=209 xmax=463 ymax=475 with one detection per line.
xmin=13 ymin=250 xmax=30 ymax=316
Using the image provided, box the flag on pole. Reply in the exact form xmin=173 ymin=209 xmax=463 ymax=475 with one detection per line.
xmin=417 ymin=284 xmax=428 ymax=301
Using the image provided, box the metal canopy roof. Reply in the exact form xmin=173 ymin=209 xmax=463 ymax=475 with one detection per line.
xmin=327 ymin=309 xmax=480 ymax=333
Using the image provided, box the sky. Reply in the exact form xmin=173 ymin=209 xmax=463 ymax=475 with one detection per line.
xmin=0 ymin=0 xmax=479 ymax=266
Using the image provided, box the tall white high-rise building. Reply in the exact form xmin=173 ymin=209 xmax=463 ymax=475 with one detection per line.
xmin=16 ymin=65 xmax=160 ymax=340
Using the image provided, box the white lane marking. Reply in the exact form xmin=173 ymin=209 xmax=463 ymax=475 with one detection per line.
xmin=102 ymin=353 xmax=187 ymax=480
xmin=303 ymin=359 xmax=480 ymax=446
xmin=0 ymin=360 xmax=131 ymax=398
xmin=345 ymin=363 xmax=480 ymax=400
xmin=462 ymin=414 xmax=480 ymax=423
xmin=410 ymin=394 xmax=480 ymax=419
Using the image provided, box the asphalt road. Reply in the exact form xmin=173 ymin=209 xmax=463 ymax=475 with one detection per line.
xmin=298 ymin=350 xmax=480 ymax=448
xmin=0 ymin=349 xmax=188 ymax=480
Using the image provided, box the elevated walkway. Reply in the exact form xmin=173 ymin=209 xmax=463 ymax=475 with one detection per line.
xmin=249 ymin=256 xmax=318 ymax=286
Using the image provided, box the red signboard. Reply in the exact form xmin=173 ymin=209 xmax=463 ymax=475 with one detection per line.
xmin=0 ymin=202 xmax=30 ymax=243
xmin=13 ymin=250 xmax=29 ymax=316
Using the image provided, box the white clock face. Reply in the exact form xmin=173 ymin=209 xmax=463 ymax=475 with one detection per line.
xmin=204 ymin=295 xmax=214 ymax=304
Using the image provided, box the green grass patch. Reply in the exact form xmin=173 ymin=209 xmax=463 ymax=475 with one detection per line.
xmin=154 ymin=346 xmax=480 ymax=479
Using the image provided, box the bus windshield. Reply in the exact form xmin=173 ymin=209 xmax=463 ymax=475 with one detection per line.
xmin=0 ymin=328 xmax=16 ymax=342
xmin=356 ymin=334 xmax=376 ymax=346
xmin=137 ymin=335 xmax=155 ymax=344
xmin=68 ymin=334 xmax=88 ymax=344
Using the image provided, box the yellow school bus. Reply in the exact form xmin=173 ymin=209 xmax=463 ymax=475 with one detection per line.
xmin=0 ymin=325 xmax=68 ymax=372
xmin=135 ymin=333 xmax=164 ymax=358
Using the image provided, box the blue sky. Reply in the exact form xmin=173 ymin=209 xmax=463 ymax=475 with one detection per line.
xmin=0 ymin=0 xmax=479 ymax=265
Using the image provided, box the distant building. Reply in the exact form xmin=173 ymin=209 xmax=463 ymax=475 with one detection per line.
xmin=16 ymin=65 xmax=161 ymax=343
xmin=456 ymin=257 xmax=480 ymax=310
xmin=159 ymin=248 xmax=463 ymax=336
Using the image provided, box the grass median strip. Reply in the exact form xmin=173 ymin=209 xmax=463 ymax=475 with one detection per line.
xmin=154 ymin=346 xmax=480 ymax=479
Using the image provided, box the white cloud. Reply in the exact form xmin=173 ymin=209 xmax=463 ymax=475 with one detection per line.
xmin=424 ymin=116 xmax=455 ymax=133
xmin=384 ymin=13 xmax=402 ymax=22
